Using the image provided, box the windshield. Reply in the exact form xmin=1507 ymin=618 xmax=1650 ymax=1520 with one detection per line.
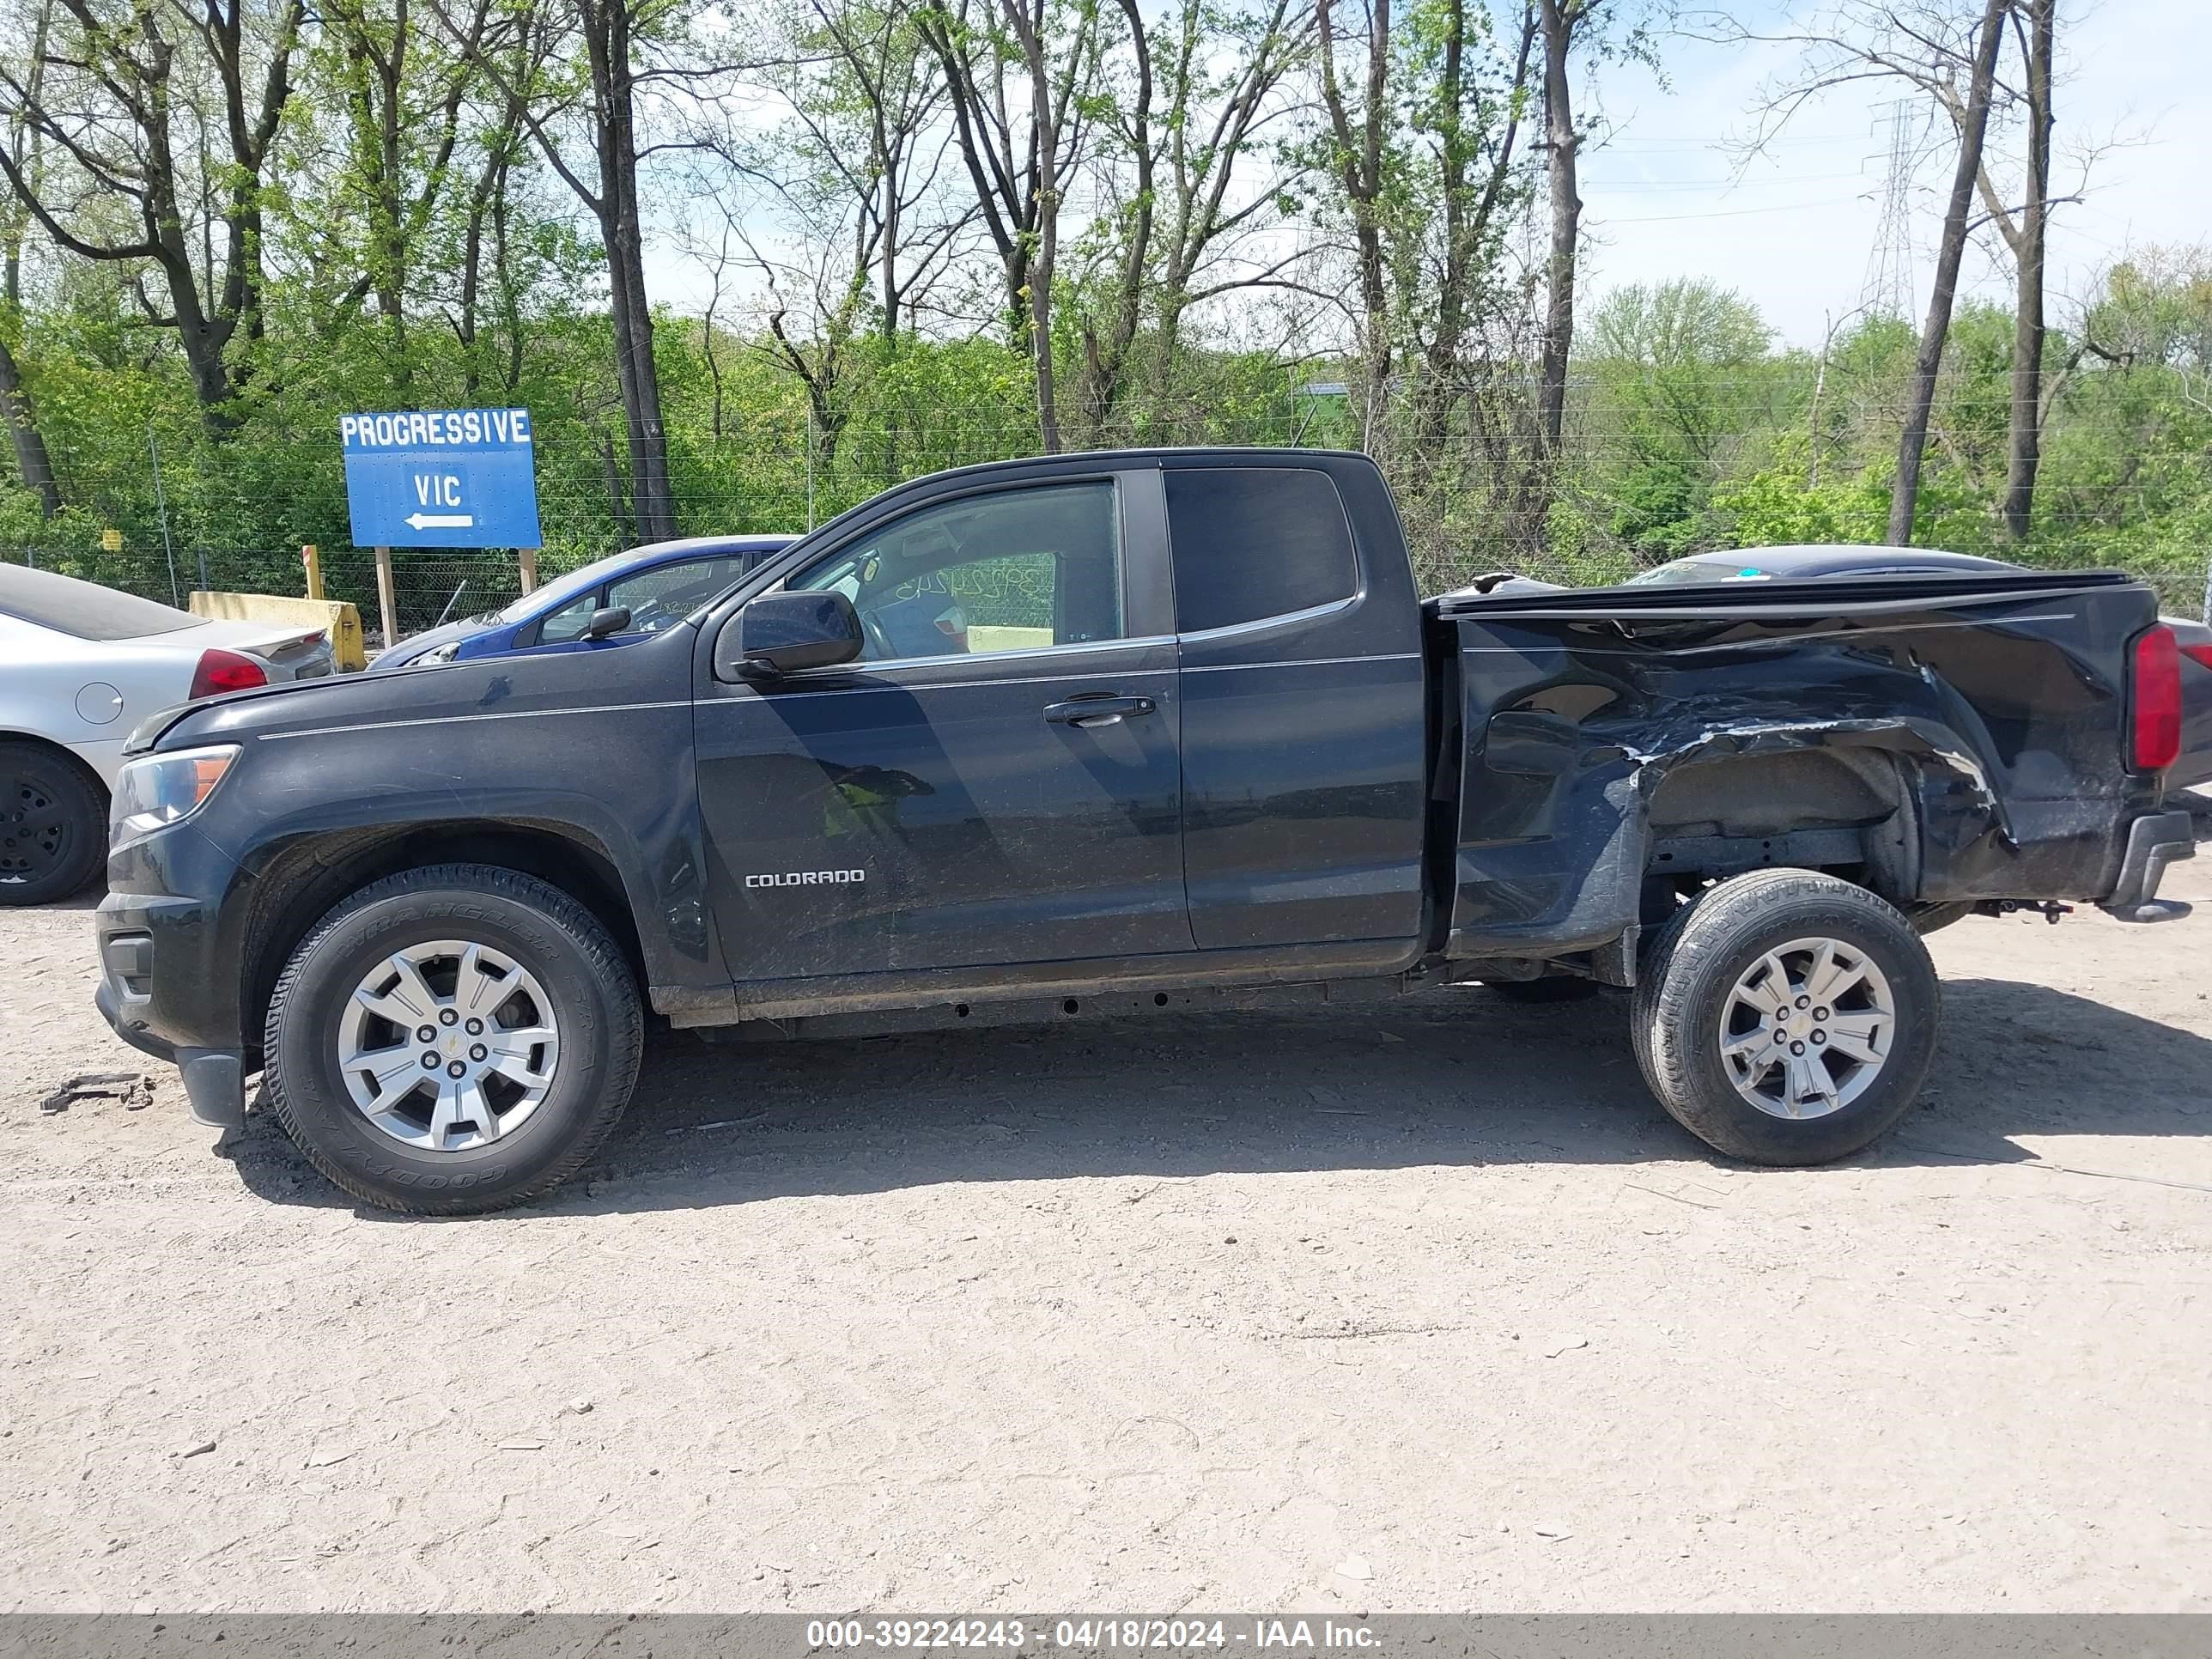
xmin=1625 ymin=559 xmax=1774 ymax=586
xmin=0 ymin=563 xmax=202 ymax=639
xmin=493 ymin=542 xmax=789 ymax=625
xmin=492 ymin=549 xmax=638 ymax=623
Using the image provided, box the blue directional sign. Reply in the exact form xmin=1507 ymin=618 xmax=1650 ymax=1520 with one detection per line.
xmin=341 ymin=407 xmax=543 ymax=548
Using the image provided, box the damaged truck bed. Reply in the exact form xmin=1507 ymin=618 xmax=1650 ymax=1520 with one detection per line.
xmin=1432 ymin=566 xmax=2191 ymax=971
xmin=97 ymin=447 xmax=2196 ymax=1212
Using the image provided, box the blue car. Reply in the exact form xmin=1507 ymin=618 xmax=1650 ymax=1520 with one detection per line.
xmin=371 ymin=534 xmax=796 ymax=671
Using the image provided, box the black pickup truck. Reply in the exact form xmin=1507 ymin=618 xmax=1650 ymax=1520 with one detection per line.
xmin=94 ymin=448 xmax=2196 ymax=1212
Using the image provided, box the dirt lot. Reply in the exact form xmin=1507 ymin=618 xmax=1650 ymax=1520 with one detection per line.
xmin=4 ymin=823 xmax=2212 ymax=1614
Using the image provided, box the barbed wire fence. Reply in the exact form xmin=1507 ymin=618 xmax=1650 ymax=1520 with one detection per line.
xmin=3 ymin=386 xmax=2206 ymax=645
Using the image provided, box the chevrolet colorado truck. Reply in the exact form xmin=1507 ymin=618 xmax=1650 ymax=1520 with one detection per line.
xmin=94 ymin=448 xmax=2197 ymax=1212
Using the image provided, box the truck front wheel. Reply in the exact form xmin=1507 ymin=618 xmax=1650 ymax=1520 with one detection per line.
xmin=1630 ymin=868 xmax=1939 ymax=1165
xmin=263 ymin=863 xmax=644 ymax=1214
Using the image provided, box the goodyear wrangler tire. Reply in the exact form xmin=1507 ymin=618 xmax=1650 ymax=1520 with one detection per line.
xmin=1631 ymin=868 xmax=1940 ymax=1166
xmin=264 ymin=863 xmax=642 ymax=1214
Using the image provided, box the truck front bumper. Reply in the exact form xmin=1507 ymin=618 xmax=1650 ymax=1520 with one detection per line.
xmin=94 ymin=979 xmax=246 ymax=1128
xmin=2098 ymin=810 xmax=2197 ymax=922
xmin=94 ymin=873 xmax=250 ymax=1129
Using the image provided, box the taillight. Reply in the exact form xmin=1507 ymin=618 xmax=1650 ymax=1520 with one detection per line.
xmin=2183 ymin=641 xmax=2212 ymax=672
xmin=2130 ymin=624 xmax=2182 ymax=772
xmin=189 ymin=648 xmax=268 ymax=700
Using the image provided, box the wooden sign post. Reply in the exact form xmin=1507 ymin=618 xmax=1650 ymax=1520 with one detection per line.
xmin=374 ymin=545 xmax=397 ymax=650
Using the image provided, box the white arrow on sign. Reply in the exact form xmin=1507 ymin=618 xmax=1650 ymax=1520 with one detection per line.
xmin=405 ymin=512 xmax=475 ymax=530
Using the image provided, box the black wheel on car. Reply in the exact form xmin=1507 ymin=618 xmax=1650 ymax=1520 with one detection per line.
xmin=263 ymin=863 xmax=643 ymax=1215
xmin=1482 ymin=974 xmax=1605 ymax=1003
xmin=0 ymin=741 xmax=105 ymax=906
xmin=1630 ymin=868 xmax=1939 ymax=1166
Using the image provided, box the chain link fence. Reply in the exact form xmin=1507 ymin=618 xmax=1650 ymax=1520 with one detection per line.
xmin=0 ymin=544 xmax=532 ymax=648
xmin=6 ymin=390 xmax=2208 ymax=640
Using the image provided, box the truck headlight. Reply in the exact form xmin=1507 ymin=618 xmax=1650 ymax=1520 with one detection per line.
xmin=110 ymin=744 xmax=241 ymax=846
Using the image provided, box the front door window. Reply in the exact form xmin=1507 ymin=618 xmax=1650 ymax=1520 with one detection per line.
xmin=785 ymin=483 xmax=1122 ymax=664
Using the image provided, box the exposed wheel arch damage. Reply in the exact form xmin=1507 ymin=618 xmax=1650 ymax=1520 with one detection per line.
xmin=1449 ymin=714 xmax=2010 ymax=986
xmin=1640 ymin=733 xmax=1938 ymax=898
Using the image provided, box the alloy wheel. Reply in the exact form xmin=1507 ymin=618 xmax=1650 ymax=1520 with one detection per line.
xmin=336 ymin=939 xmax=561 ymax=1151
xmin=1717 ymin=935 xmax=1896 ymax=1121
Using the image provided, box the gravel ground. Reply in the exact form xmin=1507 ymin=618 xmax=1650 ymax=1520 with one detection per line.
xmin=3 ymin=823 xmax=2211 ymax=1613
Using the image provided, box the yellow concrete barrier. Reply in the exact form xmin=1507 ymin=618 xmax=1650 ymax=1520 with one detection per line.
xmin=188 ymin=591 xmax=368 ymax=672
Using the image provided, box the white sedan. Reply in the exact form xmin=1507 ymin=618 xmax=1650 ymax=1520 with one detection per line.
xmin=1 ymin=563 xmax=337 ymax=904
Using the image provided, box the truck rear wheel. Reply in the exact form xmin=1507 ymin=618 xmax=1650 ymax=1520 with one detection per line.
xmin=1630 ymin=868 xmax=1939 ymax=1165
xmin=263 ymin=863 xmax=643 ymax=1214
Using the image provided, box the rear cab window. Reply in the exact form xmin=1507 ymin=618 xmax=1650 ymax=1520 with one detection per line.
xmin=1164 ymin=467 xmax=1359 ymax=633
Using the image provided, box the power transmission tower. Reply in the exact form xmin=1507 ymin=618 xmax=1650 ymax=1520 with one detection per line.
xmin=1863 ymin=99 xmax=1919 ymax=319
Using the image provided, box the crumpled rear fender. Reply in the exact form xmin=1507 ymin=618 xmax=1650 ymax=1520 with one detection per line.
xmin=1441 ymin=577 xmax=2158 ymax=959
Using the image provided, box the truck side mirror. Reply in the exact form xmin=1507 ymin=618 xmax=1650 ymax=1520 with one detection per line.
xmin=716 ymin=590 xmax=864 ymax=680
xmin=580 ymin=605 xmax=631 ymax=641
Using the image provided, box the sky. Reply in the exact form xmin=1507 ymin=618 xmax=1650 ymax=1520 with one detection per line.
xmin=1577 ymin=0 xmax=2212 ymax=345
xmin=641 ymin=0 xmax=2212 ymax=354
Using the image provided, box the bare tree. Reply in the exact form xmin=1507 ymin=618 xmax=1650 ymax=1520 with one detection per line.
xmin=0 ymin=0 xmax=308 ymax=433
xmin=804 ymin=0 xmax=966 ymax=345
xmin=1990 ymin=0 xmax=2051 ymax=539
xmin=318 ymin=0 xmax=501 ymax=393
xmin=1064 ymin=0 xmax=1155 ymax=447
xmin=1413 ymin=0 xmax=1537 ymax=459
xmin=577 ymin=0 xmax=673 ymax=536
xmin=436 ymin=0 xmax=727 ymax=539
xmin=1911 ymin=0 xmax=2078 ymax=538
xmin=1532 ymin=0 xmax=1583 ymax=465
xmin=1314 ymin=0 xmax=1392 ymax=418
xmin=1710 ymin=0 xmax=2018 ymax=544
xmin=447 ymin=39 xmax=543 ymax=397
xmin=1504 ymin=0 xmax=1614 ymax=544
xmin=689 ymin=0 xmax=968 ymax=459
xmin=1888 ymin=0 xmax=2007 ymax=543
xmin=1061 ymin=0 xmax=1314 ymax=443
xmin=1310 ymin=0 xmax=1570 ymax=537
xmin=1127 ymin=0 xmax=1312 ymax=437
xmin=918 ymin=0 xmax=1102 ymax=452
xmin=0 ymin=0 xmax=60 ymax=514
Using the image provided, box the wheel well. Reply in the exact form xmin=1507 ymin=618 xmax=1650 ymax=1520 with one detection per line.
xmin=1643 ymin=748 xmax=1920 ymax=903
xmin=236 ymin=821 xmax=646 ymax=1060
xmin=0 ymin=731 xmax=110 ymax=804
